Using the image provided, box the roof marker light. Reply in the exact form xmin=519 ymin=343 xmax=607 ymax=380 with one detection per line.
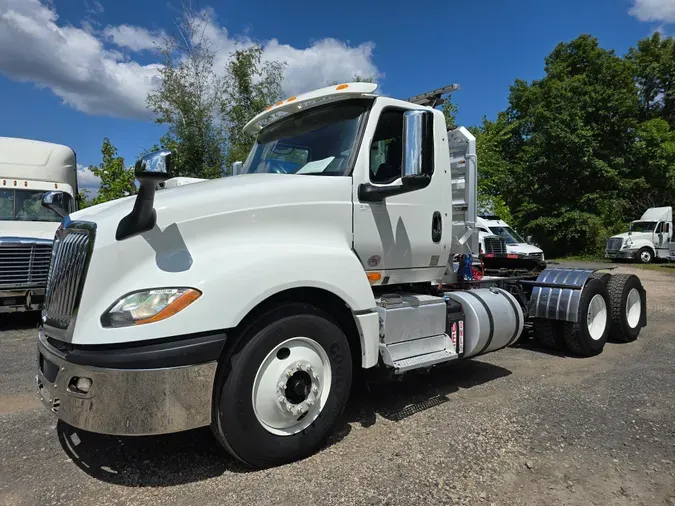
xmin=287 ymin=96 xmax=297 ymax=102
xmin=336 ymin=84 xmax=349 ymax=90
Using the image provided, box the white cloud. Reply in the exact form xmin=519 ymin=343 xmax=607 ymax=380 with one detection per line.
xmin=629 ymin=0 xmax=675 ymax=23
xmin=0 ymin=0 xmax=381 ymax=120
xmin=77 ymin=163 xmax=100 ymax=190
xmin=103 ymin=24 xmax=165 ymax=52
xmin=0 ymin=0 xmax=162 ymax=119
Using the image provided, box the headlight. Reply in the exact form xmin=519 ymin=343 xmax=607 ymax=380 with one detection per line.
xmin=101 ymin=288 xmax=201 ymax=328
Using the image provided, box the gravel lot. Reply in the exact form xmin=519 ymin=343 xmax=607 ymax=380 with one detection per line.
xmin=1 ymin=263 xmax=674 ymax=506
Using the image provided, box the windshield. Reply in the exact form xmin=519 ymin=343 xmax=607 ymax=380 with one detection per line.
xmin=489 ymin=226 xmax=525 ymax=244
xmin=242 ymin=100 xmax=369 ymax=176
xmin=0 ymin=189 xmax=72 ymax=222
xmin=630 ymin=221 xmax=657 ymax=233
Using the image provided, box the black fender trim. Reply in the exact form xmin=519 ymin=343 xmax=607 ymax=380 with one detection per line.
xmin=39 ymin=329 xmax=228 ymax=370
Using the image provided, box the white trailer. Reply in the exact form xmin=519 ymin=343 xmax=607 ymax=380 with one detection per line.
xmin=36 ymin=83 xmax=647 ymax=469
xmin=605 ymin=206 xmax=672 ymax=263
xmin=0 ymin=137 xmax=78 ymax=313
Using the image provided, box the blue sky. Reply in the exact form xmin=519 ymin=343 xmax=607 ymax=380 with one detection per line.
xmin=0 ymin=0 xmax=673 ymax=194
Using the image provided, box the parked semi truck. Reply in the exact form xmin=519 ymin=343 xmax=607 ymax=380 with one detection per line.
xmin=0 ymin=137 xmax=78 ymax=313
xmin=36 ymin=83 xmax=647 ymax=469
xmin=605 ymin=206 xmax=672 ymax=263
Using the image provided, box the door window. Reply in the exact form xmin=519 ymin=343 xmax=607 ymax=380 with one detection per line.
xmin=369 ymin=109 xmax=404 ymax=184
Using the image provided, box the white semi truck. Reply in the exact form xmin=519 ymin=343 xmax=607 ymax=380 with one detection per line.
xmin=476 ymin=215 xmax=545 ymax=260
xmin=0 ymin=137 xmax=78 ymax=313
xmin=36 ymin=83 xmax=647 ymax=469
xmin=605 ymin=206 xmax=672 ymax=263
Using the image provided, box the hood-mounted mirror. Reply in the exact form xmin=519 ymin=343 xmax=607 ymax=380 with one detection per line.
xmin=115 ymin=150 xmax=171 ymax=241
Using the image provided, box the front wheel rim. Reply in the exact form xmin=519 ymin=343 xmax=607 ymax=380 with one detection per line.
xmin=587 ymin=294 xmax=608 ymax=341
xmin=626 ymin=288 xmax=642 ymax=328
xmin=640 ymin=251 xmax=651 ymax=262
xmin=252 ymin=336 xmax=332 ymax=436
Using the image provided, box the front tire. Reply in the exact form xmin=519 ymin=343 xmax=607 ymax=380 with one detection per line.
xmin=638 ymin=247 xmax=653 ymax=264
xmin=211 ymin=303 xmax=352 ymax=469
xmin=562 ymin=278 xmax=611 ymax=357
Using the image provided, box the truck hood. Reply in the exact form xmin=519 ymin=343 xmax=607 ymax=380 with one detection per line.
xmin=0 ymin=220 xmax=60 ymax=241
xmin=69 ymin=173 xmax=351 ymax=235
xmin=506 ymin=243 xmax=543 ymax=255
xmin=609 ymin=232 xmax=652 ymax=242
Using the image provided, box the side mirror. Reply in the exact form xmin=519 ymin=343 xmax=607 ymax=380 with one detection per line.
xmin=232 ymin=161 xmax=243 ymax=176
xmin=526 ymin=235 xmax=533 ymax=245
xmin=116 ymin=150 xmax=172 ymax=241
xmin=41 ymin=191 xmax=67 ymax=218
xmin=401 ymin=110 xmax=433 ymax=186
xmin=135 ymin=150 xmax=172 ymax=182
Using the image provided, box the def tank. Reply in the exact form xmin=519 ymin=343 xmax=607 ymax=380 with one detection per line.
xmin=445 ymin=288 xmax=524 ymax=358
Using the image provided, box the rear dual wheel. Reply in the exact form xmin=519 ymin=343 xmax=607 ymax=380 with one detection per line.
xmin=606 ymin=274 xmax=645 ymax=343
xmin=211 ymin=303 xmax=352 ymax=469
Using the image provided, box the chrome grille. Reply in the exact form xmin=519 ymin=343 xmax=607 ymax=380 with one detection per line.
xmin=43 ymin=224 xmax=95 ymax=330
xmin=484 ymin=236 xmax=507 ymax=254
xmin=606 ymin=238 xmax=623 ymax=252
xmin=529 ymin=252 xmax=544 ymax=260
xmin=0 ymin=242 xmax=53 ymax=288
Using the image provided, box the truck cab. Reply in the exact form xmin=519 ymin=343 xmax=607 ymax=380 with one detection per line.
xmin=0 ymin=137 xmax=78 ymax=313
xmin=476 ymin=215 xmax=544 ymax=260
xmin=35 ymin=82 xmax=647 ymax=470
xmin=605 ymin=206 xmax=672 ymax=263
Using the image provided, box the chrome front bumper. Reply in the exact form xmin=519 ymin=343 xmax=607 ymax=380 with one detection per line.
xmin=36 ymin=330 xmax=219 ymax=436
xmin=0 ymin=288 xmax=45 ymax=313
xmin=605 ymin=249 xmax=637 ymax=260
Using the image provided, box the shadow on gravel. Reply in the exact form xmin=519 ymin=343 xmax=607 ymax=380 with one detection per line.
xmin=0 ymin=312 xmax=41 ymax=331
xmin=56 ymin=360 xmax=512 ymax=487
xmin=342 ymin=359 xmax=513 ymax=428
xmin=57 ymin=421 xmax=245 ymax=486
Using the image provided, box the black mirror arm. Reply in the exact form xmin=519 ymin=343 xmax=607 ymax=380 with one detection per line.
xmin=115 ymin=179 xmax=157 ymax=241
xmin=358 ymin=176 xmax=430 ymax=203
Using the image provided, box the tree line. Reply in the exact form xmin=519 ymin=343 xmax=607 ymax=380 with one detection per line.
xmin=79 ymin=10 xmax=675 ymax=258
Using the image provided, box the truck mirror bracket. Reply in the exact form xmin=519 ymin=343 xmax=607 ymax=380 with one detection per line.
xmin=116 ymin=150 xmax=171 ymax=241
xmin=357 ymin=177 xmax=430 ymax=203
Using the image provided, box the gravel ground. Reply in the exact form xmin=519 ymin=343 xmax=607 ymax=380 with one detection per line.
xmin=1 ymin=263 xmax=674 ymax=506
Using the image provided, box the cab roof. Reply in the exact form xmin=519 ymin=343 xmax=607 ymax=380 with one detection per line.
xmin=243 ymin=82 xmax=378 ymax=137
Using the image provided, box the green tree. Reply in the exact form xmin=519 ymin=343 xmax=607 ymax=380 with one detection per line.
xmin=88 ymin=138 xmax=136 ymax=205
xmin=147 ymin=7 xmax=226 ymax=179
xmin=221 ymin=45 xmax=286 ymax=170
xmin=627 ymin=32 xmax=675 ymax=126
xmin=76 ymin=189 xmax=91 ymax=209
xmin=501 ymin=35 xmax=641 ymax=255
xmin=470 ymin=114 xmax=516 ymax=223
xmin=441 ymin=96 xmax=458 ymax=130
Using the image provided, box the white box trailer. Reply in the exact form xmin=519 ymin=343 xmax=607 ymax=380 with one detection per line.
xmin=0 ymin=137 xmax=78 ymax=313
xmin=35 ymin=83 xmax=648 ymax=469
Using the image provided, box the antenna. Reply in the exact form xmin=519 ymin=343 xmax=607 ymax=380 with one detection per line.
xmin=406 ymin=84 xmax=460 ymax=108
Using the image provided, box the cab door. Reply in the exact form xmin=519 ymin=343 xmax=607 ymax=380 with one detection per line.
xmin=351 ymin=100 xmax=451 ymax=284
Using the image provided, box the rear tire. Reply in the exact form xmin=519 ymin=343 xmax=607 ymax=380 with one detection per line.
xmin=211 ymin=303 xmax=352 ymax=469
xmin=606 ymin=274 xmax=645 ymax=343
xmin=533 ymin=319 xmax=566 ymax=352
xmin=562 ymin=278 xmax=611 ymax=357
xmin=589 ymin=271 xmax=611 ymax=284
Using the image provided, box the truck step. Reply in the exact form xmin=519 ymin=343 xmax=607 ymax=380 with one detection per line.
xmin=392 ymin=349 xmax=458 ymax=373
xmin=379 ymin=333 xmax=459 ymax=374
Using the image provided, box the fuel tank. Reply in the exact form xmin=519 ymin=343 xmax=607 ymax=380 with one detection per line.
xmin=445 ymin=287 xmax=524 ymax=358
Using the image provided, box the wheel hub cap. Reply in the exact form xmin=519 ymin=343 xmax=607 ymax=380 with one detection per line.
xmin=252 ymin=337 xmax=331 ymax=436
xmin=587 ymin=294 xmax=608 ymax=341
xmin=626 ymin=288 xmax=641 ymax=328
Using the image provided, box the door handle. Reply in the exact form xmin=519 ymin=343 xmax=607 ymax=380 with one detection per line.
xmin=432 ymin=211 xmax=442 ymax=243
